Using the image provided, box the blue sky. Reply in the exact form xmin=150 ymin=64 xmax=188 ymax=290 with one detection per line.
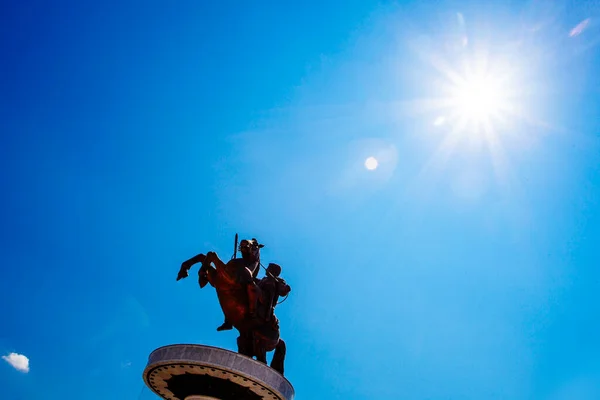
xmin=1 ymin=1 xmax=600 ymax=399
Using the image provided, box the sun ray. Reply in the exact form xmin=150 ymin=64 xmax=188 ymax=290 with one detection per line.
xmin=482 ymin=118 xmax=511 ymax=189
xmin=405 ymin=40 xmax=531 ymax=190
xmin=413 ymin=116 xmax=469 ymax=192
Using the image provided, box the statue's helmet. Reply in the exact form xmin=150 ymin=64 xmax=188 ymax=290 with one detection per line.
xmin=266 ymin=263 xmax=282 ymax=277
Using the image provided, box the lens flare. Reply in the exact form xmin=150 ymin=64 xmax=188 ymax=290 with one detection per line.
xmin=364 ymin=156 xmax=379 ymax=170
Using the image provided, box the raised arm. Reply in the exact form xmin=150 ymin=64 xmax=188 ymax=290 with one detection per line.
xmin=176 ymin=253 xmax=206 ymax=281
xmin=277 ymin=278 xmax=291 ymax=296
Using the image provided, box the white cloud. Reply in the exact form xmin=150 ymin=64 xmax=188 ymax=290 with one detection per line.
xmin=2 ymin=352 xmax=30 ymax=373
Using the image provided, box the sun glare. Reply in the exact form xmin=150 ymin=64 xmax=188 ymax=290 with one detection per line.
xmin=403 ymin=12 xmax=549 ymax=201
xmin=452 ymin=74 xmax=506 ymax=121
xmin=408 ymin=35 xmax=529 ymax=194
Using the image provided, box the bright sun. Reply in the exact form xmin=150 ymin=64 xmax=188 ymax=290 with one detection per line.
xmin=404 ymin=13 xmax=542 ymax=197
xmin=451 ymin=74 xmax=507 ymax=122
xmin=413 ymin=48 xmax=526 ymax=189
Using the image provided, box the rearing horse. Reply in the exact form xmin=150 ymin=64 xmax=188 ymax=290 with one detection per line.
xmin=177 ymin=238 xmax=287 ymax=375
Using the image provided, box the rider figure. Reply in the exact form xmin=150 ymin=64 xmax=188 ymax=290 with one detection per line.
xmin=216 ymin=238 xmax=262 ymax=331
xmin=257 ymin=263 xmax=291 ymax=324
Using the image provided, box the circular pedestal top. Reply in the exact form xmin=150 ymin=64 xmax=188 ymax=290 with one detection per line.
xmin=143 ymin=344 xmax=295 ymax=400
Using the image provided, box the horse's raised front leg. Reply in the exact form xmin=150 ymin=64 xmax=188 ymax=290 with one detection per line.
xmin=199 ymin=251 xmax=226 ymax=288
xmin=198 ymin=262 xmax=217 ymax=288
xmin=204 ymin=251 xmax=226 ymax=270
xmin=177 ymin=253 xmax=206 ymax=281
xmin=270 ymin=339 xmax=286 ymax=376
xmin=201 ymin=251 xmax=226 ymax=287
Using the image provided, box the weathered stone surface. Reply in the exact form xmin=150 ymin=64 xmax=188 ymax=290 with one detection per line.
xmin=143 ymin=344 xmax=294 ymax=400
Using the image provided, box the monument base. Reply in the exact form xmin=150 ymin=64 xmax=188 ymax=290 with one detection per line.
xmin=143 ymin=344 xmax=294 ymax=400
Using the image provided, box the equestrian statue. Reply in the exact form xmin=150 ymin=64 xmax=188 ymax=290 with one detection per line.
xmin=176 ymin=236 xmax=291 ymax=375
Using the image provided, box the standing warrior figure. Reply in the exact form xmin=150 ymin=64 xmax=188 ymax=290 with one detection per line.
xmin=250 ymin=262 xmax=291 ymax=375
xmin=257 ymin=263 xmax=291 ymax=324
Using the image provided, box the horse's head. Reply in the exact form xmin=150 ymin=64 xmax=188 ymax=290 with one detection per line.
xmin=239 ymin=238 xmax=264 ymax=262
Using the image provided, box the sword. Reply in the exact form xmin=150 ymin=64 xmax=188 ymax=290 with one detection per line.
xmin=232 ymin=233 xmax=238 ymax=260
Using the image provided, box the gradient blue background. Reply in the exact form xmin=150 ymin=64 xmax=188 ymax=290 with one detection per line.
xmin=1 ymin=1 xmax=600 ymax=399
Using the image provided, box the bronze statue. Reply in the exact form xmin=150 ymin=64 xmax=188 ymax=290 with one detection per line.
xmin=214 ymin=239 xmax=261 ymax=332
xmin=177 ymin=238 xmax=290 ymax=375
xmin=256 ymin=263 xmax=291 ymax=324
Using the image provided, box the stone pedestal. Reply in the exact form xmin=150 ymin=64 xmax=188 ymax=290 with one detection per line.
xmin=143 ymin=344 xmax=295 ymax=400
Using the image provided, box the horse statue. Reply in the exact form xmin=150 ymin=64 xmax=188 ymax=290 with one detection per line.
xmin=176 ymin=238 xmax=290 ymax=375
